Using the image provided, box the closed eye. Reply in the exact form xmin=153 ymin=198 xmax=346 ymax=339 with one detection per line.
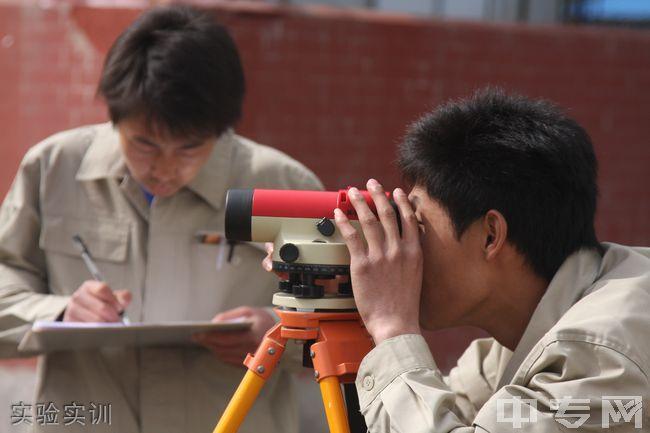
xmin=131 ymin=139 xmax=158 ymax=154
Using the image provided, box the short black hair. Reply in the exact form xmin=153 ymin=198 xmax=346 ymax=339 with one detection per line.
xmin=98 ymin=5 xmax=245 ymax=139
xmin=398 ymin=88 xmax=600 ymax=281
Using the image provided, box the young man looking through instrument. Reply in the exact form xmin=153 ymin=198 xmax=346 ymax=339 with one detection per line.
xmin=334 ymin=89 xmax=648 ymax=432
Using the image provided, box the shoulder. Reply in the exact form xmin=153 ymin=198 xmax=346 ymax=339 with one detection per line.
xmin=545 ymin=243 xmax=650 ymax=376
xmin=230 ymin=134 xmax=323 ymax=190
xmin=22 ymin=123 xmax=103 ymax=171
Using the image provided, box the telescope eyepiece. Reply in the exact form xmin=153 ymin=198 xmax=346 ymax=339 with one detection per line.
xmin=224 ymin=189 xmax=254 ymax=242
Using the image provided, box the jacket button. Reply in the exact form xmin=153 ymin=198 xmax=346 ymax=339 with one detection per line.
xmin=362 ymin=375 xmax=374 ymax=391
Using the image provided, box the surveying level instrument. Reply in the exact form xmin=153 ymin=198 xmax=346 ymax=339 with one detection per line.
xmin=213 ymin=188 xmax=399 ymax=433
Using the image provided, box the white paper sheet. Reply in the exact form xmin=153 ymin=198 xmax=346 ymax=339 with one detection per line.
xmin=19 ymin=318 xmax=253 ymax=354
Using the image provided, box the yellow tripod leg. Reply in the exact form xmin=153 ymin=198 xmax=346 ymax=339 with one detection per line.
xmin=213 ymin=370 xmax=266 ymax=433
xmin=319 ymin=376 xmax=351 ymax=433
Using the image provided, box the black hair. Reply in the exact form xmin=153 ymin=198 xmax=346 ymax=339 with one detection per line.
xmin=398 ymin=88 xmax=600 ymax=281
xmin=98 ymin=5 xmax=245 ymax=139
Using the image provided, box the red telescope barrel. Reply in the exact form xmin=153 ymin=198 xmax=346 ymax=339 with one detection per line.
xmin=225 ymin=189 xmax=383 ymax=242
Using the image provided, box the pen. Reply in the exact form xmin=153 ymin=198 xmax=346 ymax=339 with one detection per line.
xmin=193 ymin=231 xmax=237 ymax=269
xmin=227 ymin=240 xmax=237 ymax=263
xmin=71 ymin=234 xmax=131 ymax=325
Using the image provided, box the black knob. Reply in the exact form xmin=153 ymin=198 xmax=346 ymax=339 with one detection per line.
xmin=278 ymin=280 xmax=293 ymax=293
xmin=338 ymin=281 xmax=352 ymax=295
xmin=293 ymin=283 xmax=325 ymax=298
xmin=279 ymin=243 xmax=300 ymax=263
xmin=316 ymin=217 xmax=335 ymax=237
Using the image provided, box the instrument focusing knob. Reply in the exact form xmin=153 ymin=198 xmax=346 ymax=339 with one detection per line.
xmin=279 ymin=243 xmax=300 ymax=263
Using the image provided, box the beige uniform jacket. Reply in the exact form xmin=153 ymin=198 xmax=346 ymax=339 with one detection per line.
xmin=0 ymin=123 xmax=323 ymax=433
xmin=357 ymin=243 xmax=650 ymax=432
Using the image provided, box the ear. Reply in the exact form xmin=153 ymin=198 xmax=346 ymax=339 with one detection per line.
xmin=482 ymin=210 xmax=507 ymax=260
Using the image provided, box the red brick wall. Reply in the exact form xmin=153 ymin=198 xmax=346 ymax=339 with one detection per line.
xmin=1 ymin=1 xmax=649 ymax=370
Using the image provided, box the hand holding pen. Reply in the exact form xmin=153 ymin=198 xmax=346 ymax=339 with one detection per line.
xmin=61 ymin=235 xmax=132 ymax=324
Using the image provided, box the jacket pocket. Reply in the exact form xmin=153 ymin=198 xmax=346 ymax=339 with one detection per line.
xmin=39 ymin=215 xmax=130 ymax=263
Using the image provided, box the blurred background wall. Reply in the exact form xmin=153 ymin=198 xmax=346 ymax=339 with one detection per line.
xmin=0 ymin=0 xmax=649 ymax=427
xmin=1 ymin=0 xmax=648 ymax=248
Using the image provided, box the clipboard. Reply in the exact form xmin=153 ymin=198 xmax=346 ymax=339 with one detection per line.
xmin=18 ymin=319 xmax=252 ymax=355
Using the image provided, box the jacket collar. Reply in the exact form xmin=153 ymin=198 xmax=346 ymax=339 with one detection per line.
xmin=75 ymin=123 xmax=128 ymax=181
xmin=75 ymin=122 xmax=234 ymax=211
xmin=186 ymin=130 xmax=234 ymax=211
xmin=496 ymin=246 xmax=602 ymax=388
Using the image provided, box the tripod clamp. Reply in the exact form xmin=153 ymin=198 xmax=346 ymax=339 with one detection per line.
xmin=213 ymin=301 xmax=373 ymax=433
xmin=244 ymin=309 xmax=370 ymax=383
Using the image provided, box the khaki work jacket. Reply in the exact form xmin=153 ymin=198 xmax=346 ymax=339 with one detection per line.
xmin=356 ymin=243 xmax=650 ymax=432
xmin=0 ymin=123 xmax=323 ymax=433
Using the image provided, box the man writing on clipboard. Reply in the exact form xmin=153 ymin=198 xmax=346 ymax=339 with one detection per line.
xmin=0 ymin=6 xmax=321 ymax=433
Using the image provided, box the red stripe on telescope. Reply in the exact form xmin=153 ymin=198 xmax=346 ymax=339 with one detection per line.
xmin=251 ymin=189 xmax=381 ymax=220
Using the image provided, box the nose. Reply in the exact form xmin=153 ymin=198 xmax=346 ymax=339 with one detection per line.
xmin=151 ymin=152 xmax=177 ymax=182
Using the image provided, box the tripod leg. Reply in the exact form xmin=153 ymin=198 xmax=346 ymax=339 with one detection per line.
xmin=213 ymin=370 xmax=266 ymax=433
xmin=319 ymin=376 xmax=351 ymax=433
xmin=213 ymin=322 xmax=287 ymax=433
